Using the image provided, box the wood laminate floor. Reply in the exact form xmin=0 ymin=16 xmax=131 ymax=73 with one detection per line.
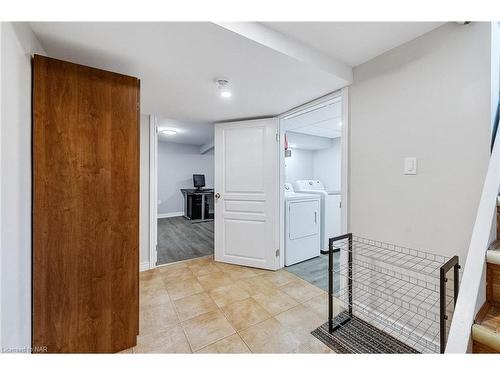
xmin=157 ymin=217 xmax=214 ymax=265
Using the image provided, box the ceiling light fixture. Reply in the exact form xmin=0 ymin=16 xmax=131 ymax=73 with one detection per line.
xmin=161 ymin=129 xmax=177 ymax=136
xmin=216 ymin=79 xmax=232 ymax=99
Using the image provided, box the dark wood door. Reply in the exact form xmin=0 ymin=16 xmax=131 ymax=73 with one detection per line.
xmin=32 ymin=55 xmax=139 ymax=353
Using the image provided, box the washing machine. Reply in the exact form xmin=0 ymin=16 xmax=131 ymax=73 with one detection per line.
xmin=294 ymin=180 xmax=341 ymax=251
xmin=284 ymin=183 xmax=321 ymax=266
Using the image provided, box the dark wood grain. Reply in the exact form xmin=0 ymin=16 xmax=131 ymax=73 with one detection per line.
xmin=474 ymin=302 xmax=491 ymax=325
xmin=472 ymin=340 xmax=498 ymax=354
xmin=32 ymin=55 xmax=139 ymax=353
xmin=487 ymin=263 xmax=500 ymax=304
xmin=497 ymin=206 xmax=500 ymax=240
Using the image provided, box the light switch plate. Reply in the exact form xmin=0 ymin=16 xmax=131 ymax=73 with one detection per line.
xmin=404 ymin=157 xmax=417 ymax=175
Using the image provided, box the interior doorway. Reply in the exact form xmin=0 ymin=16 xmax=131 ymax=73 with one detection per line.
xmin=150 ymin=116 xmax=216 ymax=267
xmin=148 ymin=90 xmax=348 ymax=272
xmin=279 ymin=89 xmax=349 ymax=291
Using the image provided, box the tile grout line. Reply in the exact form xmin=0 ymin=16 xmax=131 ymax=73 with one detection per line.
xmin=235 ymin=331 xmax=254 ymax=354
xmin=191 ymin=305 xmax=236 ymax=353
xmin=166 ymin=284 xmax=195 ymax=354
xmin=139 ymin=256 xmax=329 ymax=354
xmin=189 ymin=270 xmax=277 ymax=353
xmin=186 ymin=284 xmax=237 ymax=353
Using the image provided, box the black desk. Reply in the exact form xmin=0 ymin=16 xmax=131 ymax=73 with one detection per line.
xmin=180 ymin=189 xmax=214 ymax=221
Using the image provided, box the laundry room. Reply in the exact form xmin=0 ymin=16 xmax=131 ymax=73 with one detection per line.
xmin=281 ymin=95 xmax=345 ymax=291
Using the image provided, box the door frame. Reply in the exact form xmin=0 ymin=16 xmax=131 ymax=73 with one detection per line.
xmin=147 ymin=88 xmax=349 ymax=271
xmin=277 ymin=88 xmax=349 ymax=268
xmin=148 ymin=115 xmax=158 ymax=270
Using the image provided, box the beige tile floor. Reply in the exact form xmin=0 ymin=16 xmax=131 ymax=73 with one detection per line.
xmin=130 ymin=255 xmax=334 ymax=353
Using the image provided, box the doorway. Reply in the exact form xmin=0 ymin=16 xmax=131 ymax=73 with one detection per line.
xmin=148 ymin=90 xmax=348 ymax=272
xmin=279 ymin=89 xmax=349 ymax=291
xmin=150 ymin=116 xmax=216 ymax=267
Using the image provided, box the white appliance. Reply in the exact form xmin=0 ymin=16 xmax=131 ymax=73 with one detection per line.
xmin=284 ymin=183 xmax=321 ymax=266
xmin=294 ymin=180 xmax=341 ymax=251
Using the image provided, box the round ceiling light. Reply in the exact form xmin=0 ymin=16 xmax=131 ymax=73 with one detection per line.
xmin=161 ymin=129 xmax=177 ymax=136
xmin=216 ymin=79 xmax=232 ymax=99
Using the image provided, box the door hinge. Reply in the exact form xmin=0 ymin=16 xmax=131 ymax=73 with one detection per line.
xmin=276 ymin=133 xmax=280 ymax=142
xmin=275 ymin=249 xmax=280 ymax=257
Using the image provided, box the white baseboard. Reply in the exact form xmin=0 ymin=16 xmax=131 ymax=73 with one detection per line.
xmin=158 ymin=211 xmax=184 ymax=219
xmin=140 ymin=262 xmax=150 ymax=272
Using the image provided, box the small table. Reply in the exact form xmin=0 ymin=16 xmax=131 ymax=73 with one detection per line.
xmin=180 ymin=188 xmax=214 ymax=221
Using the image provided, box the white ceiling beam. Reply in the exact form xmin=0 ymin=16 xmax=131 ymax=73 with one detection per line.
xmin=214 ymin=22 xmax=353 ymax=85
xmin=199 ymin=140 xmax=214 ymax=155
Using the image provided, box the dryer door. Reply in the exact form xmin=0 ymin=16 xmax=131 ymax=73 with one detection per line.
xmin=288 ymin=199 xmax=320 ymax=240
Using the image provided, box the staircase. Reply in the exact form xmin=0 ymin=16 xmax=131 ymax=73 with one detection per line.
xmin=472 ymin=201 xmax=500 ymax=353
xmin=446 ymin=96 xmax=500 ymax=353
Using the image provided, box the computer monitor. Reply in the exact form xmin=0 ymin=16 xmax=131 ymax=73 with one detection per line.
xmin=193 ymin=174 xmax=205 ymax=189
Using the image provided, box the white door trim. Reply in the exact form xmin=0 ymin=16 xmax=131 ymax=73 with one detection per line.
xmin=340 ymin=87 xmax=350 ymax=234
xmin=148 ymin=115 xmax=158 ymax=270
xmin=0 ymin=23 xmax=3 ymax=346
xmin=278 ymin=89 xmax=349 ymax=268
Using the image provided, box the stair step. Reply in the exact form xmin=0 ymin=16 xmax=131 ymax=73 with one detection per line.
xmin=487 ymin=249 xmax=500 ymax=265
xmin=487 ymin=262 xmax=500 ymax=303
xmin=472 ymin=303 xmax=500 ymax=353
xmin=489 ymin=240 xmax=500 ymax=250
xmin=472 ymin=324 xmax=500 ymax=353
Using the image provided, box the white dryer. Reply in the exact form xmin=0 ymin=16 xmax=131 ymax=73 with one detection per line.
xmin=294 ymin=180 xmax=341 ymax=251
xmin=284 ymin=183 xmax=321 ymax=266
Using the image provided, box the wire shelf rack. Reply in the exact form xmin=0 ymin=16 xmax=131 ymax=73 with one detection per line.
xmin=326 ymin=234 xmax=460 ymax=353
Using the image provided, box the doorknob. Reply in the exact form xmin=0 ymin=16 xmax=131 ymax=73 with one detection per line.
xmin=215 ymin=193 xmax=221 ymax=199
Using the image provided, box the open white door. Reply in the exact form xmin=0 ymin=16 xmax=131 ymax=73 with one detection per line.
xmin=214 ymin=118 xmax=279 ymax=270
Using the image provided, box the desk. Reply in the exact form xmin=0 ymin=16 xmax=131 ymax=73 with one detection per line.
xmin=180 ymin=189 xmax=214 ymax=221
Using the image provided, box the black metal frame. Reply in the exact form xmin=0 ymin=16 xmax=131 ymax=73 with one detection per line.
xmin=327 ymin=233 xmax=353 ymax=333
xmin=326 ymin=233 xmax=460 ymax=353
xmin=491 ymin=95 xmax=500 ymax=152
xmin=439 ymin=255 xmax=460 ymax=353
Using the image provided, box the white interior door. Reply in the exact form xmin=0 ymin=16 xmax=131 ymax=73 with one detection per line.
xmin=214 ymin=118 xmax=279 ymax=270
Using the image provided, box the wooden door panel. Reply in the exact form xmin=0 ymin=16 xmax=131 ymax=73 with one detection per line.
xmin=32 ymin=55 xmax=139 ymax=353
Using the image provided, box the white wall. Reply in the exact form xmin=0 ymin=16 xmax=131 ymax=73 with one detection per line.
xmin=285 ymin=140 xmax=341 ymax=191
xmin=491 ymin=22 xmax=500 ymax=134
xmin=313 ymin=137 xmax=341 ymax=191
xmin=1 ymin=22 xmax=46 ymax=351
xmin=157 ymin=141 xmax=214 ymax=216
xmin=139 ymin=115 xmax=150 ymax=268
xmin=287 ymin=131 xmax=333 ymax=150
xmin=0 ymin=21 xmax=3 ymax=348
xmin=284 ymin=148 xmax=313 ymax=185
xmin=350 ymin=22 xmax=492 ymax=262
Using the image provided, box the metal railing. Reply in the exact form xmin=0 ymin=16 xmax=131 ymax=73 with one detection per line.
xmin=326 ymin=234 xmax=460 ymax=353
xmin=491 ymin=97 xmax=500 ymax=152
xmin=439 ymin=256 xmax=460 ymax=352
